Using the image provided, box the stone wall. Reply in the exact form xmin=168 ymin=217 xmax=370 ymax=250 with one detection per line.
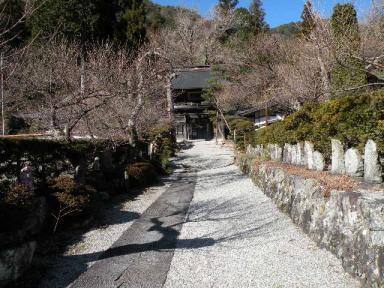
xmin=0 ymin=198 xmax=47 ymax=287
xmin=239 ymin=143 xmax=384 ymax=286
xmin=0 ymin=141 xmax=153 ymax=286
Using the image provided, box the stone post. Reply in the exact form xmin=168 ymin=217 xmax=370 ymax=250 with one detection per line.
xmin=268 ymin=144 xmax=275 ymax=161
xmin=331 ymin=139 xmax=345 ymax=174
xmin=313 ymin=151 xmax=325 ymax=171
xmin=291 ymin=145 xmax=297 ymax=165
xmin=91 ymin=157 xmax=101 ymax=171
xmin=304 ymin=141 xmax=314 ymax=170
xmin=283 ymin=144 xmax=291 ymax=164
xmin=364 ymin=140 xmax=383 ymax=183
xmin=345 ymin=148 xmax=364 ymax=177
xmin=20 ymin=165 xmax=34 ymax=191
xmin=275 ymin=144 xmax=283 ymax=162
xmin=148 ymin=143 xmax=154 ymax=160
xmin=296 ymin=143 xmax=304 ymax=166
xmin=74 ymin=158 xmax=87 ymax=184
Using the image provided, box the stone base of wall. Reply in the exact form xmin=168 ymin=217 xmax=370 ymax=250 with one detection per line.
xmin=0 ymin=241 xmax=36 ymax=287
xmin=237 ymin=155 xmax=384 ymax=287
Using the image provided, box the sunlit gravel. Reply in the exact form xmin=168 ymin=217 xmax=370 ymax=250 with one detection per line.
xmin=164 ymin=141 xmax=360 ymax=288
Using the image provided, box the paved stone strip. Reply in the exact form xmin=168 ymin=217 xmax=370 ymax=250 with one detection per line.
xmin=70 ymin=171 xmax=197 ymax=288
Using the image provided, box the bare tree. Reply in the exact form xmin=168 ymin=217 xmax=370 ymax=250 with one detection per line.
xmin=0 ymin=0 xmax=46 ymax=135
xmin=153 ymin=9 xmax=225 ymax=67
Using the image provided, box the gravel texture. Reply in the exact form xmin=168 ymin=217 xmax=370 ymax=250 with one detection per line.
xmin=39 ymin=184 xmax=169 ymax=288
xmin=164 ymin=141 xmax=360 ymax=288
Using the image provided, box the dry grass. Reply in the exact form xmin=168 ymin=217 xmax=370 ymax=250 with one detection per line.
xmin=252 ymin=160 xmax=359 ymax=198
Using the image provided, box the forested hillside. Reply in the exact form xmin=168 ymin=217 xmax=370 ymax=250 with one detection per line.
xmin=0 ymin=0 xmax=383 ymax=139
xmin=2 ymin=0 xmax=196 ymax=48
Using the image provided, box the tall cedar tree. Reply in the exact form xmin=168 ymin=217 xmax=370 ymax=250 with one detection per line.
xmin=218 ymin=0 xmax=239 ymax=14
xmin=116 ymin=0 xmax=147 ymax=48
xmin=30 ymin=0 xmax=116 ymax=45
xmin=249 ymin=0 xmax=269 ymax=34
xmin=31 ymin=0 xmax=147 ymax=48
xmin=331 ymin=3 xmax=361 ymax=53
xmin=330 ymin=4 xmax=367 ymax=94
xmin=300 ymin=1 xmax=315 ymax=38
xmin=233 ymin=8 xmax=253 ymax=40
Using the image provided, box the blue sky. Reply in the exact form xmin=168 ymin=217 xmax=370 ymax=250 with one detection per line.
xmin=152 ymin=0 xmax=372 ymax=28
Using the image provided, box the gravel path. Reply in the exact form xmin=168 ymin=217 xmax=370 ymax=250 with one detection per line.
xmin=40 ymin=140 xmax=360 ymax=288
xmin=164 ymin=141 xmax=360 ymax=288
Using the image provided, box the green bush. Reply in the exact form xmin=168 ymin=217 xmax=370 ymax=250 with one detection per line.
xmin=229 ymin=118 xmax=255 ymax=151
xmin=126 ymin=162 xmax=159 ymax=187
xmin=252 ymin=91 xmax=384 ymax=160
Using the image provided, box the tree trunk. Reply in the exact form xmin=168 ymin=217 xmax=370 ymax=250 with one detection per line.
xmin=166 ymin=73 xmax=175 ymax=122
xmin=128 ymin=59 xmax=145 ymax=146
xmin=80 ymin=52 xmax=86 ymax=96
xmin=317 ymin=47 xmax=331 ymax=100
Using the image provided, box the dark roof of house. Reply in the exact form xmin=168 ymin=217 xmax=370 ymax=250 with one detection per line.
xmin=171 ymin=67 xmax=212 ymax=90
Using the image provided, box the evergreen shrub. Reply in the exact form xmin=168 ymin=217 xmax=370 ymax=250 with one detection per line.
xmin=252 ymin=91 xmax=384 ymax=160
xmin=229 ymin=118 xmax=255 ymax=151
xmin=126 ymin=162 xmax=159 ymax=187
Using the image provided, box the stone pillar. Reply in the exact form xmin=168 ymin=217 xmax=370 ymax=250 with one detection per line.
xmin=75 ymin=158 xmax=87 ymax=184
xmin=304 ymin=141 xmax=314 ymax=170
xmin=296 ymin=143 xmax=304 ymax=166
xmin=20 ymin=165 xmax=34 ymax=191
xmin=291 ymin=145 xmax=297 ymax=165
xmin=313 ymin=151 xmax=325 ymax=171
xmin=345 ymin=148 xmax=364 ymax=177
xmin=331 ymin=139 xmax=345 ymax=174
xmin=283 ymin=144 xmax=291 ymax=164
xmin=364 ymin=140 xmax=383 ymax=183
xmin=148 ymin=143 xmax=154 ymax=160
xmin=275 ymin=144 xmax=283 ymax=162
xmin=91 ymin=157 xmax=101 ymax=171
xmin=268 ymin=144 xmax=275 ymax=161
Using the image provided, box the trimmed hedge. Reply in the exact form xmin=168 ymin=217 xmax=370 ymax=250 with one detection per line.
xmin=126 ymin=162 xmax=159 ymax=187
xmin=0 ymin=139 xmax=104 ymax=186
xmin=252 ymin=91 xmax=384 ymax=160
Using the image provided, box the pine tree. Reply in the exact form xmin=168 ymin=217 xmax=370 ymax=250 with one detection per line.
xmin=30 ymin=0 xmax=116 ymax=45
xmin=249 ymin=0 xmax=269 ymax=34
xmin=233 ymin=8 xmax=253 ymax=40
xmin=330 ymin=4 xmax=367 ymax=95
xmin=30 ymin=0 xmax=149 ymax=49
xmin=116 ymin=0 xmax=147 ymax=48
xmin=218 ymin=0 xmax=239 ymax=14
xmin=331 ymin=3 xmax=361 ymax=52
xmin=300 ymin=1 xmax=315 ymax=38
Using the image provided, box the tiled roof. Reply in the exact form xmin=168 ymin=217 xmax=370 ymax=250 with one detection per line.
xmin=172 ymin=67 xmax=212 ymax=90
